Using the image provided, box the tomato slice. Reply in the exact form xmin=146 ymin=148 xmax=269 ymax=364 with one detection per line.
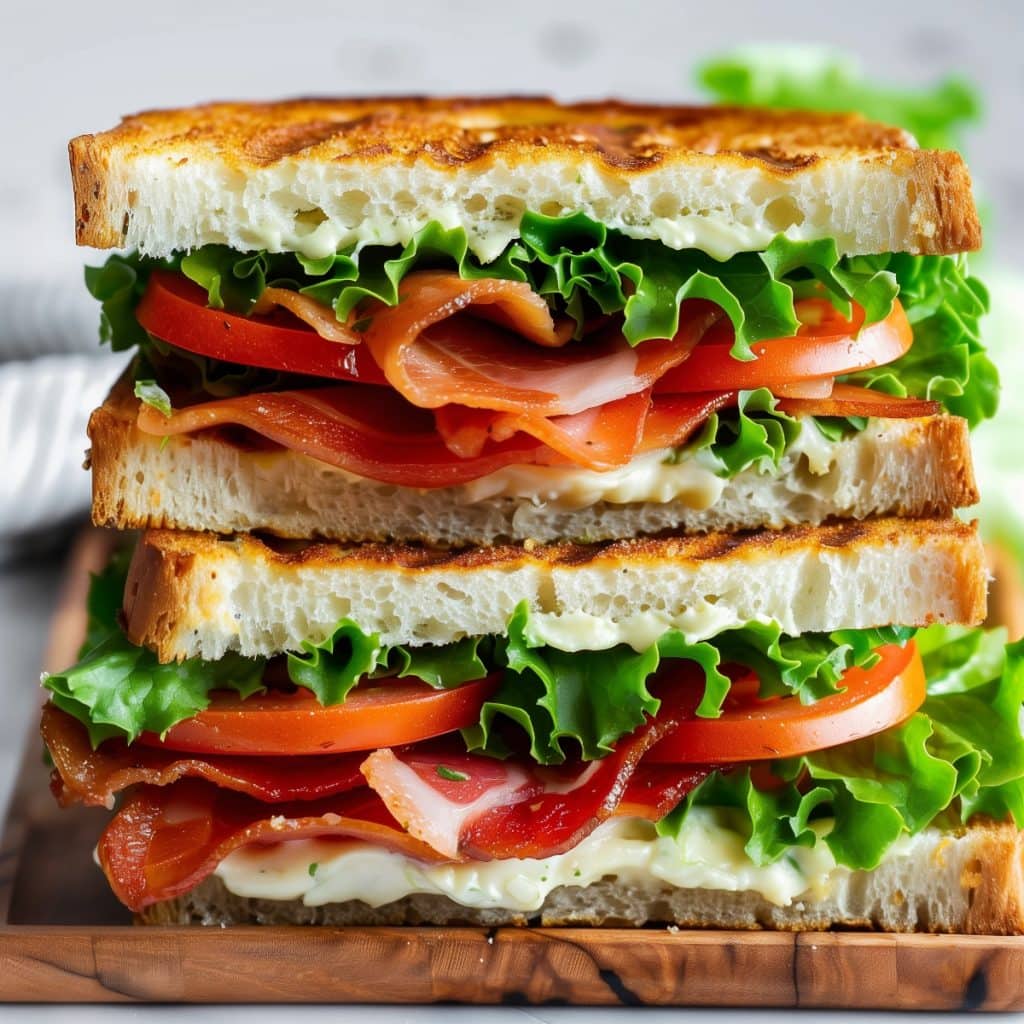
xmin=655 ymin=299 xmax=912 ymax=393
xmin=647 ymin=642 xmax=924 ymax=763
xmin=137 ymin=270 xmax=388 ymax=385
xmin=137 ymin=674 xmax=501 ymax=756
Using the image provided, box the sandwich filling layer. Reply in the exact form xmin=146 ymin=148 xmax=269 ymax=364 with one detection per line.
xmin=91 ymin=386 xmax=977 ymax=543
xmin=213 ymin=812 xmax=968 ymax=913
xmin=83 ymin=208 xmax=995 ymax=547
xmin=41 ymin=553 xmax=1023 ymax=916
xmin=212 ymin=812 xmax=841 ymax=910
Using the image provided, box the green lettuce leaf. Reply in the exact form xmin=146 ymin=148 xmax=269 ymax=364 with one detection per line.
xmin=464 ymin=605 xmax=910 ymax=764
xmin=677 ymin=388 xmax=799 ymax=477
xmin=286 ymin=620 xmax=386 ymax=705
xmin=697 ymin=46 xmax=981 ymax=151
xmin=87 ymin=222 xmax=995 ymax=426
xmin=463 ymin=604 xmax=663 ymax=763
xmin=659 ymin=627 xmax=1024 ymax=871
xmin=84 ymin=254 xmax=156 ymax=352
xmin=45 ymin=640 xmax=265 ymax=748
xmin=842 ymin=254 xmax=997 ymax=428
xmin=88 ymin=220 xmax=903 ymax=361
xmin=45 ymin=561 xmax=905 ymax=759
xmin=82 ymin=546 xmax=133 ymax=654
xmin=386 ymin=636 xmax=491 ymax=689
xmin=284 ymin=620 xmax=492 ymax=704
xmin=133 ymin=379 xmax=172 ymax=418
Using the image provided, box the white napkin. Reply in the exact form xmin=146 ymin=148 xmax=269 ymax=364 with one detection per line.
xmin=0 ymin=255 xmax=130 ymax=561
xmin=0 ymin=353 xmax=127 ymax=554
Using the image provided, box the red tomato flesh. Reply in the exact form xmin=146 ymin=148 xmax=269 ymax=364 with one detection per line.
xmin=647 ymin=642 xmax=924 ymax=763
xmin=655 ymin=299 xmax=912 ymax=393
xmin=136 ymin=270 xmax=388 ymax=385
xmin=137 ymin=674 xmax=501 ymax=757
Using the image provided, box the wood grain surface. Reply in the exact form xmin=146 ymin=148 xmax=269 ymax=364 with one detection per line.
xmin=2 ymin=527 xmax=1024 ymax=1007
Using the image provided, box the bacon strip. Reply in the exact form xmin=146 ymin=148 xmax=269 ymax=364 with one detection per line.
xmin=138 ymin=384 xmax=746 ymax=480
xmin=42 ymin=705 xmax=367 ymax=809
xmin=361 ymin=679 xmax=712 ymax=861
xmin=95 ymin=755 xmax=709 ymax=912
xmin=138 ymin=386 xmax=553 ymax=488
xmin=254 ymin=288 xmax=361 ymax=344
xmin=97 ymin=778 xmax=447 ymax=911
xmin=361 ymin=273 xmax=719 ymax=421
xmin=359 ymin=747 xmax=535 ymax=858
xmin=433 ymin=390 xmax=654 ymax=470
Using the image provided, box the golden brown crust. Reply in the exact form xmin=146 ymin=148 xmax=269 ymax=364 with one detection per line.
xmin=129 ymin=516 xmax=980 ymax=576
xmin=88 ymin=379 xmax=141 ymax=532
xmin=122 ymin=516 xmax=989 ymax=661
xmin=961 ymin=819 xmax=1024 ymax=934
xmin=925 ymin=411 xmax=980 ymax=512
xmin=73 ymin=97 xmax=915 ymax=172
xmin=70 ymin=96 xmax=981 ymax=254
xmin=69 ymin=134 xmax=121 ymax=249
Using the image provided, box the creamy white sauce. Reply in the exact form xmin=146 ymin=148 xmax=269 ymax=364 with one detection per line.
xmin=196 ymin=208 xmax=786 ymax=266
xmin=457 ymin=449 xmax=726 ymax=510
xmin=275 ymin=422 xmax=842 ymax=514
xmin=525 ymin=603 xmax=751 ymax=654
xmin=793 ymin=418 xmax=839 ymax=475
xmin=214 ymin=810 xmax=845 ymax=911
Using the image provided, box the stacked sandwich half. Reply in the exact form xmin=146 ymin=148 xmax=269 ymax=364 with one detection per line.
xmin=44 ymin=98 xmax=1024 ymax=931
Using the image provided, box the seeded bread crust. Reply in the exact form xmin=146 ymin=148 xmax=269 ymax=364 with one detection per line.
xmin=70 ymin=97 xmax=981 ymax=261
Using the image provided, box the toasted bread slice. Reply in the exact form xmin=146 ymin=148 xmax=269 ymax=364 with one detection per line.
xmin=90 ymin=385 xmax=978 ymax=546
xmin=123 ymin=518 xmax=987 ymax=662
xmin=141 ymin=818 xmax=1024 ymax=933
xmin=70 ymin=97 xmax=980 ymax=261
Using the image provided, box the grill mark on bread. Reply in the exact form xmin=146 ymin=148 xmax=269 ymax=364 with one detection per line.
xmin=137 ymin=517 xmax=976 ymax=573
xmin=243 ymin=119 xmax=359 ymax=163
xmin=728 ymin=147 xmax=820 ymax=172
xmin=123 ymin=517 xmax=987 ymax=661
xmin=73 ymin=101 xmax=912 ymax=174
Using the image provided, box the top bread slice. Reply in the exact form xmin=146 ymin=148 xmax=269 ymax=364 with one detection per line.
xmin=70 ymin=97 xmax=980 ymax=262
xmin=123 ymin=518 xmax=987 ymax=662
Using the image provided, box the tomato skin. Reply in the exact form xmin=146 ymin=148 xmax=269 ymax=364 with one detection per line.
xmin=647 ymin=643 xmax=924 ymax=763
xmin=137 ymin=674 xmax=501 ymax=757
xmin=137 ymin=270 xmax=388 ymax=385
xmin=655 ymin=299 xmax=912 ymax=393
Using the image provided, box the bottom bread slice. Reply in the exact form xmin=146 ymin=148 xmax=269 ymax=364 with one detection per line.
xmin=90 ymin=381 xmax=978 ymax=546
xmin=140 ymin=819 xmax=1024 ymax=933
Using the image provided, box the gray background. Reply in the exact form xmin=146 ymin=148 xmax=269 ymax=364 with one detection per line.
xmin=1 ymin=0 xmax=1022 ymax=1018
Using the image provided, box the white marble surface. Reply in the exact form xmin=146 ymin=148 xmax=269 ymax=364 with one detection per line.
xmin=2 ymin=0 xmax=1023 ymax=1018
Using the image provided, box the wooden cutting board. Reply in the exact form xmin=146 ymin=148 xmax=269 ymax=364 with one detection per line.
xmin=2 ymin=528 xmax=1023 ymax=1008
